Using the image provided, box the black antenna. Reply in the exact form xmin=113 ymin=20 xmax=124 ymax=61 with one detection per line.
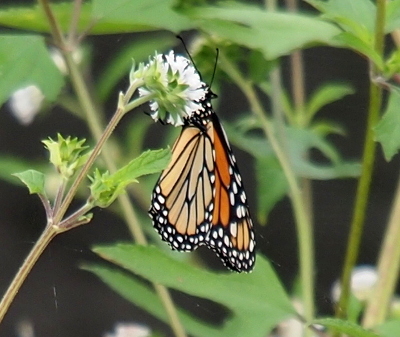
xmin=176 ymin=35 xmax=200 ymax=75
xmin=210 ymin=48 xmax=219 ymax=89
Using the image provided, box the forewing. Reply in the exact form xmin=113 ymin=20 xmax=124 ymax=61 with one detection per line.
xmin=149 ymin=125 xmax=215 ymax=251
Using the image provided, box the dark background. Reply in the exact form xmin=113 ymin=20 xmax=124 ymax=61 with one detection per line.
xmin=0 ymin=5 xmax=398 ymax=337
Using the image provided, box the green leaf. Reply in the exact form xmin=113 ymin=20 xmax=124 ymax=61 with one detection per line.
xmin=13 ymin=169 xmax=45 ymax=195
xmin=90 ymin=148 xmax=170 ymax=208
xmin=306 ymin=0 xmax=376 ymax=36
xmin=0 ymin=1 xmax=192 ymax=34
xmin=226 ymin=121 xmax=360 ymax=180
xmin=306 ymin=83 xmax=354 ymax=121
xmin=375 ymin=90 xmax=400 ymax=161
xmin=255 ymin=156 xmax=287 ymax=224
xmin=0 ymin=3 xmax=91 ymax=33
xmin=287 ymin=127 xmax=361 ymax=179
xmin=82 ymin=264 xmax=222 ymax=337
xmin=96 ymin=35 xmax=177 ymax=102
xmin=377 ymin=319 xmax=400 ymax=337
xmin=0 ymin=35 xmax=64 ymax=107
xmin=113 ymin=148 xmax=171 ymax=182
xmin=89 ymin=244 xmax=295 ymax=337
xmin=334 ymin=32 xmax=383 ymax=70
xmin=183 ymin=3 xmax=341 ymax=59
xmin=386 ymin=0 xmax=400 ymax=33
xmin=313 ymin=318 xmax=379 ymax=337
xmin=311 ymin=121 xmax=346 ymax=136
xmin=0 ymin=155 xmax=45 ymax=185
xmin=92 ymin=0 xmax=193 ymax=33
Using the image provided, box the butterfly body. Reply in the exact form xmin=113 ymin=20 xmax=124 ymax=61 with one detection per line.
xmin=149 ymin=87 xmax=255 ymax=272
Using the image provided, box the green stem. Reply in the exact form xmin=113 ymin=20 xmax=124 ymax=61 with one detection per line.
xmin=0 ymin=226 xmax=57 ymax=323
xmin=37 ymin=3 xmax=187 ymax=336
xmin=336 ymin=0 xmax=385 ymax=320
xmin=219 ymin=52 xmax=315 ymax=324
xmin=53 ymin=88 xmax=145 ymax=226
xmin=362 ymin=174 xmax=400 ymax=327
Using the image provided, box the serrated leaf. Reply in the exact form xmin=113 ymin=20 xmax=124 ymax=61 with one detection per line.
xmin=183 ymin=3 xmax=341 ymax=59
xmin=375 ymin=90 xmax=400 ymax=161
xmin=88 ymin=244 xmax=295 ymax=337
xmin=0 ymin=35 xmax=64 ymax=107
xmin=13 ymin=169 xmax=45 ymax=195
xmin=306 ymin=83 xmax=354 ymax=121
xmin=113 ymin=148 xmax=171 ymax=182
xmin=313 ymin=318 xmax=379 ymax=337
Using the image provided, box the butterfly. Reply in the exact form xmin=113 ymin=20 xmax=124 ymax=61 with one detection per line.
xmin=148 ymin=64 xmax=255 ymax=272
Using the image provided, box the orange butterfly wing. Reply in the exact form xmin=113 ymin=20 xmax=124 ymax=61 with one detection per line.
xmin=205 ymin=115 xmax=255 ymax=272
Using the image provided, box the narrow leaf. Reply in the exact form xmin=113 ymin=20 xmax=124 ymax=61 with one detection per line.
xmin=306 ymin=83 xmax=354 ymax=120
xmin=13 ymin=169 xmax=45 ymax=195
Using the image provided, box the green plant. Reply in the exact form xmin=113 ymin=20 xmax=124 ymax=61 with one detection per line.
xmin=1 ymin=0 xmax=400 ymax=336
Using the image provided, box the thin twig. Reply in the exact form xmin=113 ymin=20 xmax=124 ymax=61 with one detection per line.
xmin=0 ymin=227 xmax=57 ymax=323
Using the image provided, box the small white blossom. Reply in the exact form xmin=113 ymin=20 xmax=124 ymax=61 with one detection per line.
xmin=104 ymin=323 xmax=150 ymax=337
xmin=331 ymin=265 xmax=378 ymax=302
xmin=50 ymin=47 xmax=83 ymax=75
xmin=8 ymin=85 xmax=44 ymax=125
xmin=133 ymin=50 xmax=207 ymax=126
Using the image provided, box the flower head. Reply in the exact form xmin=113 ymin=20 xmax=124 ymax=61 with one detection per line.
xmin=131 ymin=51 xmax=207 ymax=126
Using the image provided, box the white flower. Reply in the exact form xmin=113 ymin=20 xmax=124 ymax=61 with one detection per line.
xmin=134 ymin=50 xmax=208 ymax=126
xmin=50 ymin=47 xmax=83 ymax=75
xmin=103 ymin=323 xmax=150 ymax=337
xmin=8 ymin=85 xmax=44 ymax=125
xmin=331 ymin=265 xmax=378 ymax=302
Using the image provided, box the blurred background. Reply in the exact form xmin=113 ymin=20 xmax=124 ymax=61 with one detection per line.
xmin=0 ymin=1 xmax=397 ymax=336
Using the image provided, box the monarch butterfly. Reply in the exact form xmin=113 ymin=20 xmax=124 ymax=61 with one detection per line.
xmin=149 ymin=61 xmax=255 ymax=272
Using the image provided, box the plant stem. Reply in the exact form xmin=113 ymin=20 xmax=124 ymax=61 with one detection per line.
xmin=38 ymin=3 xmax=187 ymax=336
xmin=362 ymin=174 xmax=400 ymax=327
xmin=219 ymin=52 xmax=315 ymax=324
xmin=362 ymin=28 xmax=400 ymax=329
xmin=0 ymin=226 xmax=57 ymax=323
xmin=335 ymin=0 xmax=386 ymax=320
